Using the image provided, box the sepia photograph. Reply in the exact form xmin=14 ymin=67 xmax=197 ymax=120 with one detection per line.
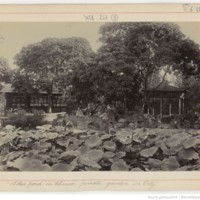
xmin=1 ymin=21 xmax=200 ymax=172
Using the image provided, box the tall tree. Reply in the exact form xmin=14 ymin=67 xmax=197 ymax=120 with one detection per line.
xmin=55 ymin=55 xmax=97 ymax=113
xmin=14 ymin=37 xmax=93 ymax=112
xmin=98 ymin=22 xmax=200 ymax=109
xmin=0 ymin=57 xmax=12 ymax=83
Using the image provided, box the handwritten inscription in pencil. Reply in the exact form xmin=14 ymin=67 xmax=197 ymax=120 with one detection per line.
xmin=8 ymin=180 xmax=155 ymax=191
xmin=183 ymin=4 xmax=200 ymax=12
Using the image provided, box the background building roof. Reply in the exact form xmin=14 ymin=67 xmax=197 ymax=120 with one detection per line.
xmin=0 ymin=83 xmax=61 ymax=94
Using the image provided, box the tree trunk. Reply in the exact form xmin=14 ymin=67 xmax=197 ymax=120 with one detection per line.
xmin=47 ymin=93 xmax=52 ymax=113
xmin=47 ymin=92 xmax=52 ymax=113
xmin=26 ymin=95 xmax=31 ymax=112
xmin=143 ymin=77 xmax=149 ymax=113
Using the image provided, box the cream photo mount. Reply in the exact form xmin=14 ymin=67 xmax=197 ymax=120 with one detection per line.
xmin=0 ymin=4 xmax=200 ymax=191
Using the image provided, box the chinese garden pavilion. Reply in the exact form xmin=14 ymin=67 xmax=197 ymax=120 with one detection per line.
xmin=146 ymin=82 xmax=186 ymax=117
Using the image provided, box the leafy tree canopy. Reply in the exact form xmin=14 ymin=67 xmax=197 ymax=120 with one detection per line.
xmin=97 ymin=22 xmax=200 ymax=109
xmin=13 ymin=37 xmax=93 ymax=112
xmin=0 ymin=57 xmax=12 ymax=83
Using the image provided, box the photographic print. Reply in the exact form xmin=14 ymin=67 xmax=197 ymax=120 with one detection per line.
xmin=0 ymin=4 xmax=200 ymax=191
xmin=1 ymin=21 xmax=200 ymax=172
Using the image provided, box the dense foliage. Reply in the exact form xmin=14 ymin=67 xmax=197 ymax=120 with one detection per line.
xmin=55 ymin=23 xmax=200 ymax=113
xmin=97 ymin=23 xmax=200 ymax=108
xmin=13 ymin=37 xmax=93 ymax=112
xmin=7 ymin=109 xmax=45 ymax=129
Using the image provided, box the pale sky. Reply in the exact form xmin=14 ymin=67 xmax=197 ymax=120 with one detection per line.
xmin=0 ymin=22 xmax=200 ymax=69
xmin=0 ymin=22 xmax=104 ymax=68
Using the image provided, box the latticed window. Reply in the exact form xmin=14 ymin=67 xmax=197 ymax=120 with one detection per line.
xmin=12 ymin=96 xmax=25 ymax=107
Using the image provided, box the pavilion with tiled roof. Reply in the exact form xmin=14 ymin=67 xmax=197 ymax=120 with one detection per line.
xmin=146 ymin=82 xmax=187 ymax=116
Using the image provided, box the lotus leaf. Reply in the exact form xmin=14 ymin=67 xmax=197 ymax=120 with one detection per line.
xmin=17 ymin=130 xmax=25 ymax=135
xmin=31 ymin=131 xmax=46 ymax=140
xmin=0 ymin=132 xmax=18 ymax=147
xmin=101 ymin=134 xmax=112 ymax=141
xmin=148 ymin=158 xmax=162 ymax=168
xmin=132 ymin=128 xmax=150 ymax=143
xmin=3 ymin=151 xmax=23 ymax=162
xmin=161 ymin=156 xmax=180 ymax=171
xmin=43 ymin=156 xmax=58 ymax=164
xmin=178 ymin=148 xmax=199 ymax=161
xmin=115 ymin=151 xmax=126 ymax=159
xmin=51 ymin=163 xmax=74 ymax=171
xmin=7 ymin=157 xmax=51 ymax=171
xmin=25 ymin=150 xmax=40 ymax=158
xmin=116 ymin=130 xmax=133 ymax=145
xmin=54 ymin=126 xmax=65 ymax=132
xmin=103 ymin=151 xmax=115 ymax=159
xmin=70 ymin=157 xmax=78 ymax=170
xmin=49 ymin=148 xmax=60 ymax=158
xmin=166 ymin=133 xmax=189 ymax=148
xmin=34 ymin=141 xmax=51 ymax=150
xmin=5 ymin=125 xmax=16 ymax=131
xmin=73 ymin=140 xmax=84 ymax=147
xmin=60 ymin=150 xmax=79 ymax=161
xmin=140 ymin=146 xmax=158 ymax=158
xmin=78 ymin=146 xmax=90 ymax=155
xmin=79 ymin=135 xmax=90 ymax=140
xmin=85 ymin=135 xmax=102 ymax=148
xmin=46 ymin=132 xmax=59 ymax=140
xmin=166 ymin=135 xmax=182 ymax=148
xmin=36 ymin=124 xmax=52 ymax=131
xmin=73 ymin=129 xmax=87 ymax=135
xmin=0 ymin=165 xmax=5 ymax=171
xmin=103 ymin=141 xmax=116 ymax=151
xmin=18 ymin=132 xmax=34 ymax=140
xmin=0 ymin=155 xmax=3 ymax=163
xmin=68 ymin=137 xmax=80 ymax=143
xmin=57 ymin=137 xmax=78 ymax=148
xmin=85 ymin=166 xmax=100 ymax=171
xmin=131 ymin=167 xmax=143 ymax=171
xmin=0 ymin=144 xmax=11 ymax=155
xmin=17 ymin=140 xmax=32 ymax=149
xmin=176 ymin=166 xmax=194 ymax=171
xmin=99 ymin=158 xmax=113 ymax=168
xmin=0 ymin=131 xmax=6 ymax=136
xmin=183 ymin=138 xmax=197 ymax=149
xmin=160 ymin=143 xmax=181 ymax=156
xmin=79 ymin=157 xmax=101 ymax=169
xmin=67 ymin=144 xmax=79 ymax=151
xmin=111 ymin=160 xmax=129 ymax=171
xmin=56 ymin=139 xmax=69 ymax=147
xmin=86 ymin=130 xmax=97 ymax=135
xmin=86 ymin=149 xmax=103 ymax=161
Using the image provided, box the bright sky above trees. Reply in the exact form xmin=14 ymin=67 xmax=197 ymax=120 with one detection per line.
xmin=0 ymin=22 xmax=199 ymax=69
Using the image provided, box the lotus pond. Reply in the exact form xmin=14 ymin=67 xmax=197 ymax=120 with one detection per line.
xmin=0 ymin=125 xmax=200 ymax=171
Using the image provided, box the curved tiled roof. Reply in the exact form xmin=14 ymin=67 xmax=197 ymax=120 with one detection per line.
xmin=148 ymin=82 xmax=185 ymax=92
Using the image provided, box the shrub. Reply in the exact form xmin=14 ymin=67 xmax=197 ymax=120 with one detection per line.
xmin=7 ymin=108 xmax=44 ymax=129
xmin=27 ymin=109 xmax=45 ymax=128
